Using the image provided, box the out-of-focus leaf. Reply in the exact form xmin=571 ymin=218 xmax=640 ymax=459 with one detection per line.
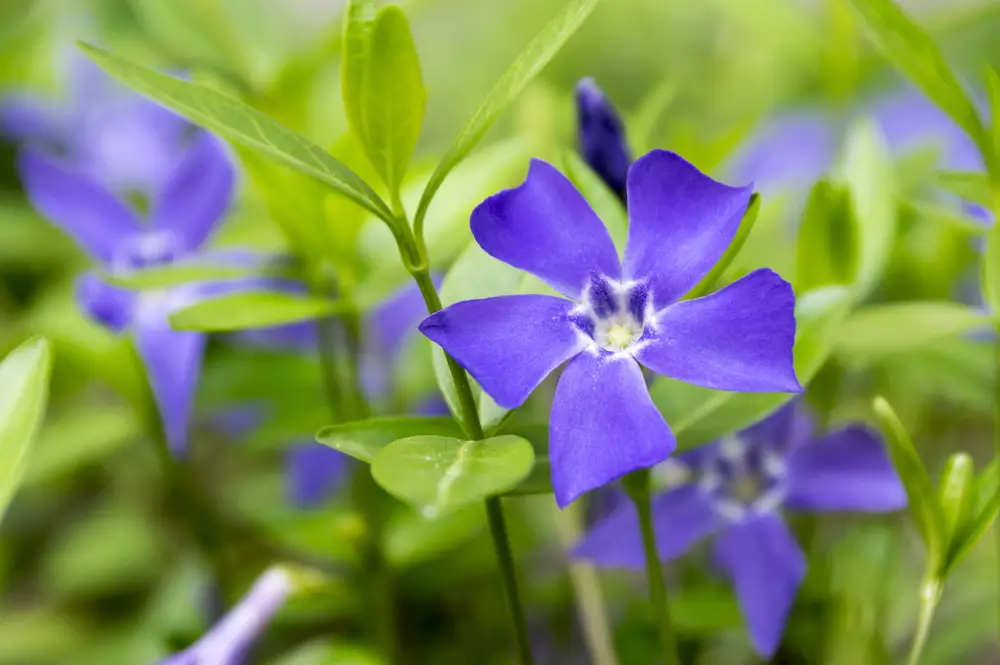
xmin=846 ymin=0 xmax=990 ymax=166
xmin=982 ymin=219 xmax=1000 ymax=314
xmin=835 ymin=302 xmax=989 ymax=359
xmin=0 ymin=608 xmax=90 ymax=665
xmin=342 ymin=2 xmax=425 ymax=193
xmin=871 ymin=396 xmax=946 ymax=568
xmin=0 ymin=337 xmax=52 ymax=524
xmin=169 ymin=292 xmax=341 ymax=331
xmin=371 ymin=435 xmax=534 ymax=518
xmin=688 ymin=193 xmax=761 ymax=299
xmin=385 ymin=506 xmax=484 ymax=568
xmin=650 ymin=286 xmax=850 ymax=450
xmin=316 ymin=416 xmax=463 ymax=463
xmin=104 ymin=256 xmax=293 ymax=291
xmin=79 ymin=43 xmax=392 ymax=221
xmin=935 ymin=171 xmax=991 ymax=207
xmin=796 ymin=181 xmax=856 ymax=291
xmin=24 ymin=406 xmax=138 ymax=485
xmin=628 ymin=78 xmax=677 ymax=154
xmin=906 ymin=200 xmax=989 ymax=236
xmin=413 ymin=0 xmax=601 ymax=235
xmin=561 ymin=149 xmax=628 ymax=249
xmin=947 ymin=465 xmax=1000 ymax=575
xmin=987 ymin=67 xmax=1000 ymax=174
xmin=938 ymin=453 xmax=975 ymax=547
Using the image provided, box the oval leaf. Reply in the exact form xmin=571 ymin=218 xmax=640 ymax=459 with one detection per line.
xmin=316 ymin=417 xmax=464 ymax=464
xmin=169 ymin=292 xmax=342 ymax=332
xmin=78 ymin=43 xmax=393 ymax=221
xmin=371 ymin=435 xmax=535 ymax=518
xmin=835 ymin=302 xmax=990 ymax=360
xmin=0 ymin=337 xmax=54 ymax=524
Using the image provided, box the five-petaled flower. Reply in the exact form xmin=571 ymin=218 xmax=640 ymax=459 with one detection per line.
xmin=573 ymin=402 xmax=907 ymax=657
xmin=19 ymin=131 xmax=235 ymax=453
xmin=419 ymin=149 xmax=801 ymax=507
xmin=575 ymin=77 xmax=632 ymax=202
xmin=157 ymin=567 xmax=293 ymax=665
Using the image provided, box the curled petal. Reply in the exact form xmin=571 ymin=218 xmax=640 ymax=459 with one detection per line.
xmin=471 ymin=159 xmax=621 ymax=299
xmin=550 ymin=351 xmax=675 ymax=507
xmin=419 ymin=295 xmax=586 ymax=409
xmin=623 ymin=150 xmax=753 ymax=307
xmin=636 ymin=269 xmax=800 ymax=393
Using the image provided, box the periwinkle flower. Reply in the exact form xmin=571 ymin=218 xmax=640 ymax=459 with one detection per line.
xmin=419 ymin=150 xmax=801 ymax=507
xmin=158 ymin=567 xmax=293 ymax=665
xmin=1 ymin=56 xmax=191 ymax=194
xmin=573 ymin=403 xmax=906 ymax=657
xmin=19 ymin=132 xmax=235 ymax=452
xmin=575 ymin=77 xmax=632 ymax=200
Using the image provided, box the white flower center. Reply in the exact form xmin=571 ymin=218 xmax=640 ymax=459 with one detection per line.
xmin=571 ymin=275 xmax=655 ymax=356
xmin=699 ymin=436 xmax=788 ymax=522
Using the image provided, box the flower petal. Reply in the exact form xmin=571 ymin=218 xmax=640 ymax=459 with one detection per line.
xmin=575 ymin=78 xmax=631 ymax=200
xmin=622 ymin=150 xmax=753 ymax=306
xmin=725 ymin=112 xmax=836 ymax=193
xmin=419 ymin=295 xmax=586 ymax=409
xmin=470 ymin=159 xmax=620 ymax=298
xmin=369 ymin=276 xmax=441 ymax=356
xmin=135 ymin=313 xmax=207 ymax=454
xmin=740 ymin=400 xmax=814 ymax=453
xmin=286 ymin=442 xmax=350 ymax=508
xmin=17 ymin=148 xmax=139 ymax=262
xmin=784 ymin=425 xmax=906 ymax=512
xmin=573 ymin=485 xmax=716 ymax=568
xmin=550 ymin=352 xmax=676 ymax=507
xmin=713 ymin=514 xmax=805 ymax=658
xmin=0 ymin=93 xmax=65 ymax=142
xmin=636 ymin=268 xmax=800 ymax=393
xmin=76 ymin=271 xmax=136 ymax=333
xmin=150 ymin=132 xmax=235 ymax=252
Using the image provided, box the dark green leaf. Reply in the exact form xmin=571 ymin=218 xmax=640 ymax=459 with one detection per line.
xmin=79 ymin=43 xmax=392 ymax=221
xmin=795 ymin=181 xmax=857 ymax=291
xmin=371 ymin=435 xmax=535 ymax=517
xmin=871 ymin=396 xmax=945 ymax=567
xmin=688 ymin=193 xmax=761 ymax=299
xmin=169 ymin=291 xmax=342 ymax=332
xmin=316 ymin=417 xmax=463 ymax=463
xmin=0 ymin=337 xmax=53 ymax=524
xmin=412 ymin=0 xmax=601 ymax=235
xmin=836 ymin=302 xmax=989 ymax=359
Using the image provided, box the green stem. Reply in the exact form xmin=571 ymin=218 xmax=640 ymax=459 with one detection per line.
xmin=486 ymin=497 xmax=536 ymax=665
xmin=624 ymin=469 xmax=681 ymax=665
xmin=906 ymin=579 xmax=941 ymax=665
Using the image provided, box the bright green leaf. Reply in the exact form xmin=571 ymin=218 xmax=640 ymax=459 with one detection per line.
xmin=835 ymin=302 xmax=990 ymax=359
xmin=342 ymin=0 xmax=378 ymax=152
xmin=982 ymin=220 xmax=1000 ymax=314
xmin=846 ymin=0 xmax=990 ymax=167
xmin=102 ymin=258 xmax=292 ymax=291
xmin=795 ymin=181 xmax=857 ymax=291
xmin=905 ymin=199 xmax=990 ymax=236
xmin=412 ymin=0 xmax=601 ymax=236
xmin=688 ymin=193 xmax=761 ymax=299
xmin=946 ymin=459 xmax=1000 ymax=574
xmin=79 ymin=43 xmax=392 ymax=221
xmin=316 ymin=417 xmax=463 ymax=463
xmin=650 ymin=286 xmax=851 ymax=450
xmin=986 ymin=67 xmax=1000 ymax=176
xmin=871 ymin=396 xmax=946 ymax=567
xmin=0 ymin=337 xmax=53 ymax=524
xmin=169 ymin=292 xmax=342 ymax=332
xmin=371 ymin=435 xmax=535 ymax=518
xmin=937 ymin=453 xmax=975 ymax=548
xmin=934 ymin=170 xmax=991 ymax=207
xmin=560 ymin=149 xmax=628 ymax=250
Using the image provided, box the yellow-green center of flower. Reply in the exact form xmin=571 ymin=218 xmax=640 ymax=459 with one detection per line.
xmin=606 ymin=323 xmax=635 ymax=350
xmin=731 ymin=474 xmax=764 ymax=504
xmin=594 ymin=314 xmax=643 ymax=353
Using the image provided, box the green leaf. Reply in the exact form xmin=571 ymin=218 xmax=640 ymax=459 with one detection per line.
xmin=628 ymin=78 xmax=677 ymax=154
xmin=0 ymin=337 xmax=53 ymax=524
xmin=835 ymin=302 xmax=989 ymax=359
xmin=346 ymin=5 xmax=426 ymax=194
xmin=840 ymin=119 xmax=896 ymax=299
xmin=937 ymin=453 xmax=975 ymax=547
xmin=102 ymin=258 xmax=291 ymax=291
xmin=371 ymin=435 xmax=535 ymax=518
xmin=983 ymin=219 xmax=1000 ymax=315
xmin=687 ymin=193 xmax=761 ymax=299
xmin=385 ymin=506 xmax=483 ymax=568
xmin=934 ymin=170 xmax=991 ymax=207
xmin=795 ymin=181 xmax=857 ymax=291
xmin=79 ymin=43 xmax=392 ymax=221
xmin=316 ymin=417 xmax=463 ymax=463
xmin=169 ymin=292 xmax=342 ymax=332
xmin=412 ymin=0 xmax=601 ymax=235
xmin=560 ymin=149 xmax=628 ymax=250
xmin=649 ymin=286 xmax=851 ymax=450
xmin=846 ymin=0 xmax=990 ymax=166
xmin=905 ymin=199 xmax=990 ymax=236
xmin=871 ymin=396 xmax=945 ymax=567
xmin=986 ymin=67 xmax=1000 ymax=174
xmin=24 ymin=406 xmax=138 ymax=485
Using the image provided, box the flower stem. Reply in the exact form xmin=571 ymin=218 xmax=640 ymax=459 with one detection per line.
xmin=624 ymin=468 xmax=681 ymax=665
xmin=408 ymin=260 xmax=534 ymax=665
xmin=906 ymin=578 xmax=941 ymax=665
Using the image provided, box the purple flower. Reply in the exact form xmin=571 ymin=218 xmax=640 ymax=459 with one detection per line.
xmin=157 ymin=567 xmax=293 ymax=665
xmin=286 ymin=441 xmax=351 ymax=508
xmin=18 ymin=132 xmax=235 ymax=452
xmin=419 ymin=150 xmax=801 ymax=507
xmin=1 ymin=56 xmax=191 ymax=194
xmin=573 ymin=403 xmax=906 ymax=657
xmin=575 ymin=78 xmax=632 ymax=201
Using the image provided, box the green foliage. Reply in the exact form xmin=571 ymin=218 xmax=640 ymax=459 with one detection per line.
xmin=168 ymin=291 xmax=343 ymax=331
xmin=103 ymin=260 xmax=292 ymax=291
xmin=371 ymin=435 xmax=535 ymax=518
xmin=316 ymin=417 xmax=464 ymax=463
xmin=796 ymin=181 xmax=857 ymax=291
xmin=835 ymin=302 xmax=990 ymax=359
xmin=982 ymin=220 xmax=1000 ymax=315
xmin=937 ymin=453 xmax=975 ymax=547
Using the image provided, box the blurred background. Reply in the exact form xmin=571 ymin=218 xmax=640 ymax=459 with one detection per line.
xmin=1 ymin=0 xmax=1000 ymax=663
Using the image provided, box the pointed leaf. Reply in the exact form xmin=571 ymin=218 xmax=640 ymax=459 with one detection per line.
xmin=413 ymin=0 xmax=601 ymax=235
xmin=871 ymin=396 xmax=945 ymax=567
xmin=947 ymin=466 xmax=1000 ymax=573
xmin=796 ymin=181 xmax=857 ymax=291
xmin=937 ymin=453 xmax=975 ymax=548
xmin=169 ymin=292 xmax=343 ymax=332
xmin=835 ymin=302 xmax=990 ymax=359
xmin=341 ymin=0 xmax=378 ymax=146
xmin=316 ymin=417 xmax=464 ymax=463
xmin=371 ymin=435 xmax=535 ymax=518
xmin=78 ymin=43 xmax=393 ymax=221
xmin=983 ymin=218 xmax=1000 ymax=315
xmin=0 ymin=337 xmax=53 ymax=524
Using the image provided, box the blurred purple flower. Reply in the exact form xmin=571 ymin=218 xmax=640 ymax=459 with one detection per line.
xmin=19 ymin=132 xmax=236 ymax=452
xmin=158 ymin=567 xmax=293 ymax=665
xmin=575 ymin=77 xmax=632 ymax=201
xmin=1 ymin=56 xmax=191 ymax=194
xmin=420 ymin=150 xmax=801 ymax=508
xmin=573 ymin=402 xmax=906 ymax=657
